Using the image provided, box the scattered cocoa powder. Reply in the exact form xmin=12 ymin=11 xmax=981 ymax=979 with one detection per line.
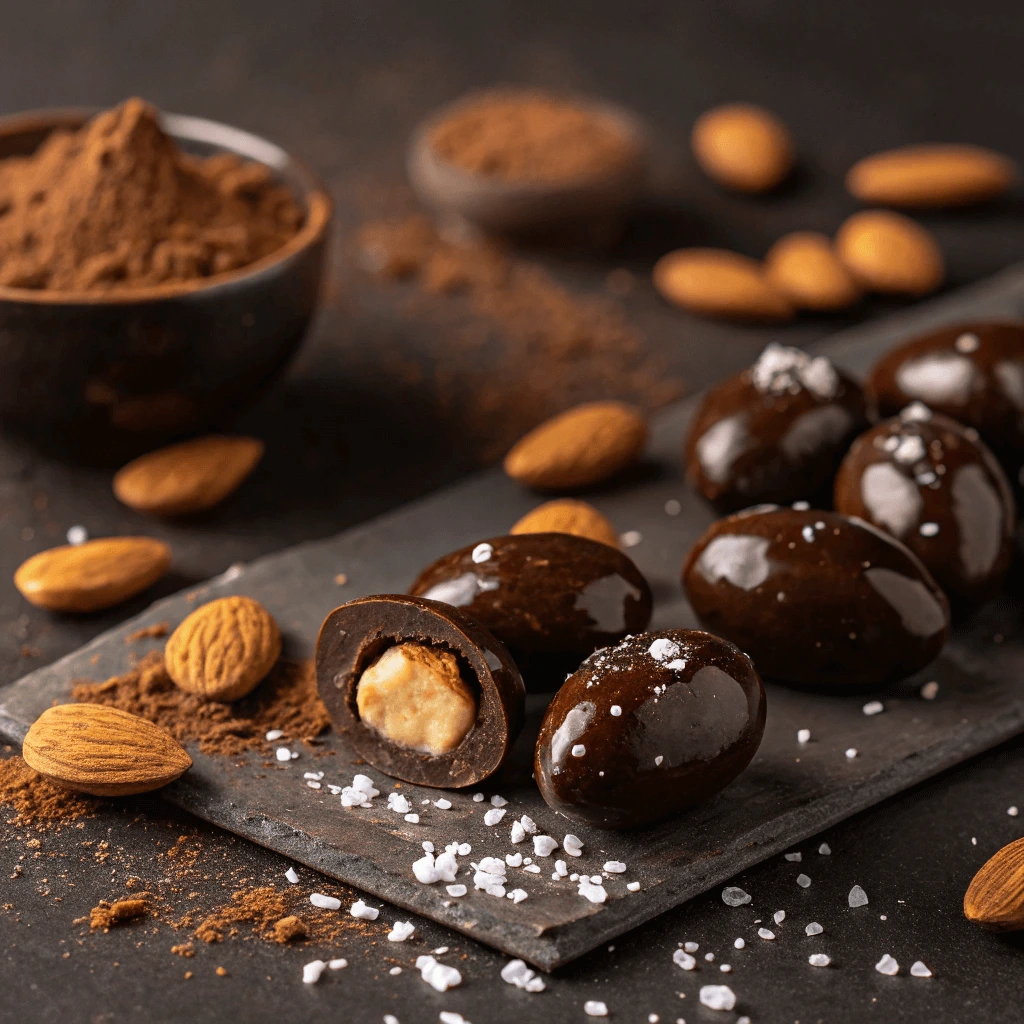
xmin=431 ymin=89 xmax=635 ymax=182
xmin=272 ymin=913 xmax=308 ymax=943
xmin=0 ymin=98 xmax=304 ymax=292
xmin=71 ymin=651 xmax=330 ymax=756
xmin=0 ymin=755 xmax=98 ymax=825
xmin=89 ymin=896 xmax=149 ymax=930
xmin=125 ymin=622 xmax=170 ymax=644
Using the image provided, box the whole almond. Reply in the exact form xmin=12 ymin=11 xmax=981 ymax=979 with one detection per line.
xmin=692 ymin=103 xmax=794 ymax=192
xmin=847 ymin=144 xmax=1016 ymax=208
xmin=22 ymin=703 xmax=192 ymax=796
xmin=165 ymin=595 xmax=281 ymax=702
xmin=764 ymin=231 xmax=863 ymax=311
xmin=114 ymin=435 xmax=264 ymax=517
xmin=835 ymin=210 xmax=944 ymax=296
xmin=964 ymin=836 xmax=1024 ymax=931
xmin=654 ymin=248 xmax=794 ymax=322
xmin=503 ymin=402 xmax=647 ymax=491
xmin=14 ymin=537 xmax=171 ymax=613
xmin=511 ymin=499 xmax=620 ymax=547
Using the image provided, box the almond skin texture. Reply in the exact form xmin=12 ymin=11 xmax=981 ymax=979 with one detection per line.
xmin=654 ymin=248 xmax=794 ymax=322
xmin=14 ymin=537 xmax=171 ymax=613
xmin=165 ymin=595 xmax=281 ymax=702
xmin=511 ymin=499 xmax=620 ymax=547
xmin=764 ymin=231 xmax=863 ymax=311
xmin=692 ymin=103 xmax=794 ymax=192
xmin=113 ymin=435 xmax=264 ymax=517
xmin=964 ymin=836 xmax=1024 ymax=931
xmin=503 ymin=401 xmax=647 ymax=491
xmin=835 ymin=211 xmax=944 ymax=296
xmin=22 ymin=703 xmax=192 ymax=796
xmin=847 ymin=144 xmax=1016 ymax=208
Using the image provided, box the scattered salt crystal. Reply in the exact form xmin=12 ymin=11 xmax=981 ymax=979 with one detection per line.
xmin=734 ymin=938 xmax=745 ymax=949
xmin=388 ymin=793 xmax=412 ymax=814
xmin=649 ymin=638 xmax=681 ymax=662
xmin=1009 ymin=806 xmax=1019 ymax=817
xmin=773 ymin=910 xmax=785 ymax=924
xmin=534 ymin=835 xmax=558 ymax=857
xmin=722 ymin=887 xmax=751 ymax=907
xmin=684 ymin=942 xmax=699 ymax=952
xmin=621 ymin=530 xmax=642 ymax=548
xmin=627 ymin=881 xmax=640 ymax=891
xmin=809 ymin=954 xmax=830 ymax=968
xmin=439 ymin=1014 xmax=470 ymax=1024
xmin=303 ymin=771 xmax=324 ymax=780
xmin=578 ymin=878 xmax=607 ymax=903
xmin=275 ymin=747 xmax=292 ymax=762
xmin=665 ymin=499 xmax=682 ymax=516
xmin=563 ymin=834 xmax=584 ymax=857
xmin=758 ymin=928 xmax=775 ymax=940
xmin=510 ymin=820 xmax=527 ymax=844
xmin=849 ymin=885 xmax=869 ymax=908
xmin=797 ymin=729 xmax=810 ymax=744
xmin=571 ymin=744 xmax=586 ymax=757
xmin=796 ymin=874 xmax=811 ymax=888
xmin=446 ymin=884 xmax=467 ymax=897
xmin=875 ymin=953 xmax=899 ymax=976
xmin=329 ymin=958 xmax=347 ymax=970
xmin=284 ymin=867 xmax=299 ymax=884
xmin=484 ymin=808 xmax=506 ymax=826
xmin=389 ymin=967 xmax=402 ymax=975
xmin=805 ymin=922 xmax=823 ymax=936
xmin=604 ymin=861 xmax=627 ymax=873
xmin=490 ymin=795 xmax=508 ymax=807
xmin=506 ymin=853 xmax=523 ymax=867
xmin=383 ymin=1015 xmax=397 ymax=1024
xmin=920 ymin=681 xmax=939 ymax=700
xmin=654 ymin=755 xmax=664 ymax=766
xmin=413 ymin=853 xmax=440 ymax=884
xmin=404 ymin=812 xmax=419 ymax=823
xmin=673 ymin=949 xmax=696 ymax=970
xmin=610 ymin=705 xmax=623 ymax=717
xmin=265 ymin=729 xmax=284 ymax=741
xmin=310 ymin=893 xmax=341 ymax=910
xmin=433 ymin=798 xmax=452 ymax=810
xmin=584 ymin=1000 xmax=609 ymax=1017
xmin=818 ymin=843 xmax=831 ymax=855
xmin=415 ymin=955 xmax=462 ymax=992
xmin=524 ymin=864 xmax=541 ymax=874
xmin=66 ymin=525 xmax=88 ymax=546
xmin=910 ymin=960 xmax=932 ymax=978
xmin=520 ymin=815 xmax=538 ymax=834
xmin=509 ymin=888 xmax=528 ymax=903
xmin=472 ymin=793 xmax=485 ymax=802
xmin=785 ymin=852 xmax=802 ymax=862
xmin=501 ymin=958 xmax=545 ymax=992
xmin=555 ymin=859 xmax=568 ymax=877
xmin=699 ymin=985 xmax=736 ymax=1011
xmin=863 ymin=700 xmax=884 ymax=716
xmin=433 ymin=947 xmax=449 ymax=955
xmin=302 ymin=959 xmax=327 ymax=984
xmin=472 ymin=542 xmax=493 ymax=563
xmin=350 ymin=900 xmax=379 ymax=920
xmin=846 ymin=748 xmax=858 ymax=759
xmin=919 ymin=522 xmax=940 ymax=537
xmin=388 ymin=921 xmax=415 ymax=942
xmin=704 ymin=952 xmax=715 ymax=962
xmin=305 ymin=780 xmax=321 ymax=789
xmin=422 ymin=841 xmax=435 ymax=854
xmin=719 ymin=964 xmax=731 ymax=973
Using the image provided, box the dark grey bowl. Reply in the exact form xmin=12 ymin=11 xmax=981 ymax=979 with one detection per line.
xmin=0 ymin=108 xmax=332 ymax=463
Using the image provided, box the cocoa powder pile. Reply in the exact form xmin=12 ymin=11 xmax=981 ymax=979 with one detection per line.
xmin=0 ymin=98 xmax=304 ymax=291
xmin=71 ymin=651 xmax=330 ymax=756
xmin=0 ymin=754 xmax=98 ymax=825
xmin=431 ymin=89 xmax=635 ymax=181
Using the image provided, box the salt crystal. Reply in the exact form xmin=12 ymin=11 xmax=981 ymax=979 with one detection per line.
xmin=490 ymin=794 xmax=508 ymax=807
xmin=446 ymin=884 xmax=467 ymax=897
xmin=524 ymin=864 xmax=541 ymax=874
xmin=704 ymin=952 xmax=715 ymax=962
xmin=302 ymin=959 xmax=327 ymax=984
xmin=875 ymin=953 xmax=899 ymax=976
xmin=501 ymin=958 xmax=545 ymax=992
xmin=350 ymin=900 xmax=379 ymax=920
xmin=720 ymin=964 xmax=731 ymax=973
xmin=805 ymin=922 xmax=823 ymax=936
xmin=796 ymin=874 xmax=811 ymax=888
xmin=699 ymin=985 xmax=736 ymax=1011
xmin=584 ymin=1001 xmax=609 ymax=1017
xmin=654 ymin=755 xmax=664 ymax=766
xmin=509 ymin=888 xmax=528 ymax=903
xmin=389 ymin=966 xmax=402 ymax=975
xmin=627 ymin=881 xmax=640 ymax=891
xmin=309 ymin=893 xmax=341 ymax=910
xmin=684 ymin=942 xmax=699 ymax=952
xmin=520 ymin=815 xmax=538 ymax=834
xmin=383 ymin=1016 xmax=397 ymax=1024
xmin=66 ymin=525 xmax=88 ymax=546
xmin=472 ymin=542 xmax=493 ymax=563
xmin=434 ymin=798 xmax=452 ymax=809
xmin=439 ymin=1013 xmax=469 ymax=1024
xmin=510 ymin=820 xmax=526 ymax=844
xmin=955 ymin=332 xmax=980 ymax=353
xmin=734 ymin=937 xmax=745 ymax=949
xmin=265 ymin=729 xmax=284 ymax=741
xmin=329 ymin=958 xmax=347 ymax=970
xmin=758 ymin=928 xmax=775 ymax=940
xmin=649 ymin=638 xmax=681 ymax=662
xmin=555 ymin=859 xmax=568 ymax=877
xmin=484 ymin=808 xmax=506 ymax=826
xmin=413 ymin=854 xmax=440 ymax=885
xmin=809 ymin=954 xmax=830 ymax=968
xmin=797 ymin=729 xmax=810 ymax=744
xmin=472 ymin=793 xmax=485 ymax=802
xmin=415 ymin=955 xmax=462 ymax=992
xmin=773 ymin=910 xmax=785 ymax=924
xmin=506 ymin=852 xmax=523 ymax=868
xmin=665 ymin=499 xmax=682 ymax=516
xmin=846 ymin=748 xmax=858 ymax=759
xmin=672 ymin=949 xmax=696 ymax=970
xmin=578 ymin=878 xmax=607 ymax=903
xmin=571 ymin=744 xmax=586 ymax=757
xmin=1009 ymin=806 xmax=1019 ymax=817
xmin=404 ymin=813 xmax=420 ymax=824
xmin=388 ymin=793 xmax=412 ymax=814
xmin=818 ymin=843 xmax=831 ymax=855
xmin=388 ymin=921 xmax=415 ymax=942
xmin=275 ymin=747 xmax=291 ymax=762
xmin=621 ymin=530 xmax=642 ymax=548
xmin=785 ymin=852 xmax=802 ymax=862
xmin=863 ymin=700 xmax=884 ymax=716
xmin=920 ymin=681 xmax=939 ymax=700
xmin=722 ymin=887 xmax=751 ymax=907
xmin=284 ymin=867 xmax=299 ymax=884
xmin=533 ymin=835 xmax=558 ymax=857
xmin=849 ymin=885 xmax=869 ymax=908
xmin=563 ymin=834 xmax=584 ymax=857
xmin=910 ymin=960 xmax=932 ymax=978
xmin=604 ymin=861 xmax=627 ymax=873
xmin=610 ymin=705 xmax=623 ymax=717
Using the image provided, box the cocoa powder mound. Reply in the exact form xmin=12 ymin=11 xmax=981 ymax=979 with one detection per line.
xmin=0 ymin=755 xmax=98 ymax=824
xmin=0 ymin=98 xmax=304 ymax=291
xmin=89 ymin=897 xmax=149 ymax=930
xmin=430 ymin=89 xmax=635 ymax=181
xmin=71 ymin=651 xmax=330 ymax=756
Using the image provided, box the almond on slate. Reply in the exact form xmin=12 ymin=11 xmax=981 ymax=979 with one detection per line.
xmin=964 ymin=836 xmax=1024 ymax=931
xmin=113 ymin=435 xmax=265 ymax=517
xmin=22 ymin=703 xmax=192 ymax=796
xmin=14 ymin=537 xmax=171 ymax=613
xmin=654 ymin=248 xmax=794 ymax=322
xmin=764 ymin=231 xmax=863 ymax=311
xmin=511 ymin=499 xmax=620 ymax=548
xmin=835 ymin=210 xmax=944 ymax=296
xmin=692 ymin=103 xmax=794 ymax=193
xmin=847 ymin=144 xmax=1017 ymax=208
xmin=503 ymin=401 xmax=647 ymax=491
xmin=165 ymin=595 xmax=281 ymax=702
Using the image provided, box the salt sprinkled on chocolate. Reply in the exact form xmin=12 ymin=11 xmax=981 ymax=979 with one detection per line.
xmin=750 ymin=343 xmax=839 ymax=399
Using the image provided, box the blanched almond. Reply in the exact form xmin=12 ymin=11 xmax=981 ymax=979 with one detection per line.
xmin=14 ymin=537 xmax=171 ymax=613
xmin=654 ymin=248 xmax=794 ymax=322
xmin=765 ymin=232 xmax=862 ymax=311
xmin=836 ymin=211 xmax=944 ymax=296
xmin=847 ymin=144 xmax=1016 ymax=207
xmin=504 ymin=402 xmax=647 ymax=491
xmin=511 ymin=499 xmax=620 ymax=547
xmin=692 ymin=104 xmax=794 ymax=192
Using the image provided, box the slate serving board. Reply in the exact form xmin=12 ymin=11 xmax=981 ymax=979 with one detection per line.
xmin=3 ymin=267 xmax=1024 ymax=971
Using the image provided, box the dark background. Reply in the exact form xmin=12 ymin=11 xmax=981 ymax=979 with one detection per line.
xmin=1 ymin=2 xmax=1023 ymax=1022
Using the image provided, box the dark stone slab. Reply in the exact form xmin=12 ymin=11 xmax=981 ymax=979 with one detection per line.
xmin=3 ymin=267 xmax=1024 ymax=971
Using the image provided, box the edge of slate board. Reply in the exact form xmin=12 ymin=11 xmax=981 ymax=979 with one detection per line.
xmin=2 ymin=265 xmax=1024 ymax=971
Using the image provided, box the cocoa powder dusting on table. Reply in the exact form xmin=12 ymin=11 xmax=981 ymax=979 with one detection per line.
xmin=0 ymin=98 xmax=303 ymax=292
xmin=0 ymin=755 xmax=98 ymax=825
xmin=71 ymin=651 xmax=330 ymax=756
xmin=89 ymin=897 xmax=149 ymax=930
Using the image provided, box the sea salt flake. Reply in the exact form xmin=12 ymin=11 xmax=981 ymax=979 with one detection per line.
xmin=910 ymin=960 xmax=932 ymax=978
xmin=684 ymin=941 xmax=699 ymax=952
xmin=758 ymin=928 xmax=775 ymax=940
xmin=284 ymin=867 xmax=299 ymax=884
xmin=433 ymin=798 xmax=452 ymax=809
xmin=849 ymin=885 xmax=869 ymax=908
xmin=265 ymin=729 xmax=284 ymax=741
xmin=555 ymin=859 xmax=568 ymax=876
xmin=304 ymin=780 xmax=320 ymax=789
xmin=302 ymin=959 xmax=327 ymax=984
xmin=604 ymin=861 xmax=627 ymax=873
xmin=534 ymin=835 xmax=558 ymax=857
xmin=446 ymin=884 xmax=467 ymax=897
xmin=796 ymin=874 xmax=811 ymax=888
xmin=901 ymin=401 xmax=932 ymax=421
xmin=919 ymin=522 xmax=939 ymax=537
xmin=722 ymin=886 xmax=751 ymax=907
xmin=501 ymin=958 xmax=545 ymax=991
xmin=610 ymin=705 xmax=623 ymax=717
xmin=863 ymin=700 xmax=884 ymax=716
xmin=520 ymin=815 xmax=538 ymax=834
xmin=484 ymin=808 xmax=506 ymax=826
xmin=471 ymin=542 xmax=493 ymax=563
xmin=524 ymin=864 xmax=541 ymax=874
xmin=66 ymin=525 xmax=88 ymax=546
xmin=472 ymin=793 xmax=484 ymax=802
xmin=439 ymin=1014 xmax=469 ymax=1024
xmin=415 ymin=955 xmax=462 ymax=992
xmin=584 ymin=1001 xmax=609 ymax=1017
xmin=563 ymin=834 xmax=584 ymax=857
xmin=509 ymin=888 xmax=528 ymax=903
xmin=350 ymin=900 xmax=379 ymax=920
xmin=275 ymin=747 xmax=292 ymax=762
xmin=699 ymin=984 xmax=736 ymax=1011
xmin=404 ymin=813 xmax=420 ymax=824
xmin=734 ymin=937 xmax=745 ymax=949
xmin=673 ymin=949 xmax=696 ymax=970
xmin=571 ymin=744 xmax=586 ymax=758
xmin=490 ymin=794 xmax=508 ymax=807
xmin=505 ymin=852 xmax=523 ymax=867
xmin=805 ymin=922 xmax=823 ymax=936
xmin=920 ymin=681 xmax=939 ymax=700
xmin=1010 ymin=806 xmax=1020 ymax=817
xmin=785 ymin=852 xmax=802 ymax=862
xmin=388 ymin=792 xmax=412 ymax=814
xmin=797 ymin=729 xmax=810 ymax=744
xmin=774 ymin=910 xmax=785 ymax=924
xmin=389 ymin=966 xmax=402 ymax=975
xmin=846 ymin=748 xmax=858 ymax=759
xmin=510 ymin=820 xmax=526 ymax=844
xmin=649 ymin=638 xmax=681 ymax=662
xmin=818 ymin=843 xmax=831 ymax=855
xmin=704 ymin=952 xmax=715 ymax=962
xmin=578 ymin=879 xmax=607 ymax=903
xmin=654 ymin=755 xmax=664 ymax=766
xmin=627 ymin=881 xmax=640 ymax=891
xmin=329 ymin=958 xmax=347 ymax=970
xmin=875 ymin=953 xmax=899 ymax=976
xmin=388 ymin=920 xmax=415 ymax=942
xmin=809 ymin=953 xmax=830 ymax=968
xmin=309 ymin=893 xmax=341 ymax=910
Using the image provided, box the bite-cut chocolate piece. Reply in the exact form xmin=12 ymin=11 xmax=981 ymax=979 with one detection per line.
xmin=683 ymin=506 xmax=950 ymax=689
xmin=316 ymin=595 xmax=525 ymax=788
xmin=684 ymin=343 xmax=868 ymax=512
xmin=835 ymin=406 xmax=1015 ymax=610
xmin=409 ymin=533 xmax=652 ymax=690
xmin=535 ymin=630 xmax=765 ymax=829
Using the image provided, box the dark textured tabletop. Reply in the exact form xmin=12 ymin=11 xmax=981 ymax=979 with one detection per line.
xmin=1 ymin=2 xmax=1023 ymax=1022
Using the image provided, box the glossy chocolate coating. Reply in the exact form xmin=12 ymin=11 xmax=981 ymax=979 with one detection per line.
xmin=534 ymin=630 xmax=765 ymax=829
xmin=316 ymin=594 xmax=525 ymax=788
xmin=409 ymin=533 xmax=653 ymax=688
xmin=835 ymin=409 xmax=1015 ymax=610
xmin=866 ymin=321 xmax=1024 ymax=476
xmin=683 ymin=507 xmax=950 ymax=688
xmin=684 ymin=345 xmax=868 ymax=512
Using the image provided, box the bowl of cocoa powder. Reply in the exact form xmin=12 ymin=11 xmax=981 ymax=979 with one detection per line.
xmin=408 ymin=87 xmax=648 ymax=241
xmin=0 ymin=98 xmax=332 ymax=462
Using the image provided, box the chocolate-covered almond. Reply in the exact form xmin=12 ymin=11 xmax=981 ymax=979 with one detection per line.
xmin=866 ymin=322 xmax=1024 ymax=477
xmin=316 ymin=595 xmax=525 ymax=788
xmin=535 ymin=630 xmax=765 ymax=829
xmin=685 ymin=344 xmax=868 ymax=511
xmin=835 ymin=406 xmax=1015 ymax=609
xmin=410 ymin=533 xmax=652 ymax=688
xmin=683 ymin=507 xmax=950 ymax=688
